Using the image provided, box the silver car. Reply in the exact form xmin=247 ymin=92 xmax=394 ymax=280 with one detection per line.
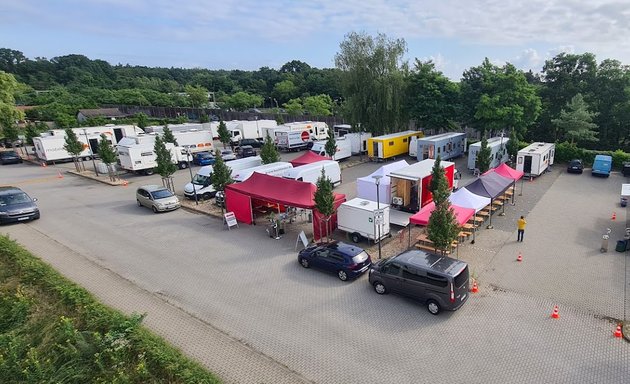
xmin=136 ymin=185 xmax=181 ymax=213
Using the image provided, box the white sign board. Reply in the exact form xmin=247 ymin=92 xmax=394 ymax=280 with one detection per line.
xmin=224 ymin=212 xmax=239 ymax=230
xmin=295 ymin=230 xmax=309 ymax=250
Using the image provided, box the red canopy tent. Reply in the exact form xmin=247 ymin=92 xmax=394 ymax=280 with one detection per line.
xmin=409 ymin=202 xmax=476 ymax=226
xmin=289 ymin=151 xmax=330 ymax=167
xmin=224 ymin=172 xmax=345 ymax=240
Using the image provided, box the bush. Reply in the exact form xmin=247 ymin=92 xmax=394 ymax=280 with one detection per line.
xmin=554 ymin=141 xmax=630 ymax=168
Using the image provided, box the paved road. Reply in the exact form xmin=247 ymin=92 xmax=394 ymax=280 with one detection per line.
xmin=1 ymin=159 xmax=629 ymax=383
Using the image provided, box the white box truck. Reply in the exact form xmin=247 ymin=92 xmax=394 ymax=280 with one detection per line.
xmin=117 ymin=141 xmax=191 ymax=175
xmin=275 ymin=130 xmax=313 ymax=151
xmin=338 ymin=198 xmax=390 ymax=243
xmin=183 ymin=156 xmax=262 ymax=199
xmin=310 ymin=138 xmax=352 ymax=161
xmin=282 ymin=160 xmax=342 ymax=186
xmin=227 ymin=120 xmax=277 ymax=143
xmin=232 ymin=161 xmax=294 ymax=182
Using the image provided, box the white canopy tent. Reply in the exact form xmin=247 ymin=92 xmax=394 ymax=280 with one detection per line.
xmin=356 ymin=160 xmax=409 ymax=204
xmin=449 ymin=187 xmax=491 ymax=213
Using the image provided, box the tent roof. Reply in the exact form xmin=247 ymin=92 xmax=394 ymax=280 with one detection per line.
xmin=290 ymin=151 xmax=330 ymax=167
xmin=389 ymin=159 xmax=454 ymax=181
xmin=493 ymin=163 xmax=524 ymax=180
xmin=448 ymin=188 xmax=491 ymax=212
xmin=463 ymin=172 xmax=513 ymax=199
xmin=357 ymin=160 xmax=409 ymax=185
xmin=224 ymin=172 xmax=318 ymax=208
xmin=409 ymin=201 xmax=476 ymax=226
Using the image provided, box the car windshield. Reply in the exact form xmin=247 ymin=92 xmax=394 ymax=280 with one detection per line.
xmin=352 ymin=251 xmax=369 ymax=263
xmin=1 ymin=151 xmax=18 ymax=157
xmin=221 ymin=150 xmax=233 ymax=155
xmin=150 ymin=189 xmax=174 ymax=199
xmin=0 ymin=192 xmax=32 ymax=206
xmin=198 ymin=153 xmax=212 ymax=159
xmin=192 ymin=174 xmax=210 ymax=185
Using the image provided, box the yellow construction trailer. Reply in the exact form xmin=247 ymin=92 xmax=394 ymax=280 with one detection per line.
xmin=367 ymin=130 xmax=423 ymax=161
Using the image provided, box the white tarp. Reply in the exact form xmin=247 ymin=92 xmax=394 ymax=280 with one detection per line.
xmin=448 ymin=187 xmax=491 ymax=213
xmin=356 ymin=160 xmax=409 ymax=204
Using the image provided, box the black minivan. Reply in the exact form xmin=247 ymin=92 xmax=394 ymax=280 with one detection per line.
xmin=368 ymin=249 xmax=469 ymax=315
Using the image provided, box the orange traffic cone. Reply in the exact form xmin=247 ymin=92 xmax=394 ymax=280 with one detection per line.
xmin=122 ymin=180 xmax=128 ymax=187
xmin=614 ymin=324 xmax=623 ymax=338
xmin=517 ymin=252 xmax=523 ymax=262
xmin=471 ymin=280 xmax=479 ymax=293
xmin=611 ymin=212 xmax=616 ymax=221
xmin=41 ymin=162 xmax=47 ymax=167
xmin=551 ymin=305 xmax=560 ymax=319
xmin=57 ymin=171 xmax=64 ymax=179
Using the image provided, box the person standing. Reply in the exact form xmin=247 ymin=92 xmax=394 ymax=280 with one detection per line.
xmin=517 ymin=216 xmax=527 ymax=242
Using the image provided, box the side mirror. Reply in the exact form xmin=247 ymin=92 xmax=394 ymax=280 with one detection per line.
xmin=32 ymin=198 xmax=38 ymax=202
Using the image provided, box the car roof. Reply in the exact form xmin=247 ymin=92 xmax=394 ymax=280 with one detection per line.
xmin=240 ymin=145 xmax=254 ymax=149
xmin=392 ymin=249 xmax=467 ymax=276
xmin=138 ymin=185 xmax=168 ymax=192
xmin=321 ymin=241 xmax=365 ymax=256
xmin=0 ymin=186 xmax=26 ymax=196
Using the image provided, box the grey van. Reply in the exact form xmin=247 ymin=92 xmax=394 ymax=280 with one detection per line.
xmin=368 ymin=249 xmax=469 ymax=315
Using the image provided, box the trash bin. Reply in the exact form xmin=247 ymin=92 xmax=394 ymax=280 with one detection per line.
xmin=601 ymin=234 xmax=610 ymax=252
xmin=617 ymin=240 xmax=629 ymax=252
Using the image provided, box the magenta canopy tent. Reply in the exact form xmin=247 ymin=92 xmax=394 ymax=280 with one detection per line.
xmin=409 ymin=201 xmax=475 ymax=226
xmin=483 ymin=163 xmax=524 ymax=203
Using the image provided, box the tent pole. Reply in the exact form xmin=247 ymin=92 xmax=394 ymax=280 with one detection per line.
xmin=511 ymin=181 xmax=516 ymax=205
xmin=487 ymin=199 xmax=494 ymax=229
xmin=471 ymin=213 xmax=476 ymax=244
xmin=408 ymin=224 xmax=411 ymax=249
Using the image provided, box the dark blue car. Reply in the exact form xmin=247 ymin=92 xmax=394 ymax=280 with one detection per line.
xmin=298 ymin=241 xmax=372 ymax=281
xmin=193 ymin=152 xmax=215 ymax=166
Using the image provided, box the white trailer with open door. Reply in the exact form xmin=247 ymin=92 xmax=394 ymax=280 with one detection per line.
xmin=515 ymin=142 xmax=555 ymax=177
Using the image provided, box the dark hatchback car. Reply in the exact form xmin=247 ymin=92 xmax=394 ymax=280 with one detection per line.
xmin=236 ymin=145 xmax=256 ymax=158
xmin=0 ymin=150 xmax=23 ymax=165
xmin=0 ymin=187 xmax=40 ymax=224
xmin=298 ymin=241 xmax=372 ymax=281
xmin=567 ymin=159 xmax=584 ymax=174
xmin=193 ymin=152 xmax=216 ymax=166
xmin=238 ymin=138 xmax=264 ymax=149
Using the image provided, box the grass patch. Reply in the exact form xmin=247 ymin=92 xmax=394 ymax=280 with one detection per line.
xmin=0 ymin=235 xmax=221 ymax=383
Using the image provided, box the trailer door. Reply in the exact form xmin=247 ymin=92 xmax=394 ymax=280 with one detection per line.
xmin=523 ymin=156 xmax=533 ymax=174
xmin=89 ymin=138 xmax=99 ymax=154
xmin=113 ymin=128 xmax=123 ymax=143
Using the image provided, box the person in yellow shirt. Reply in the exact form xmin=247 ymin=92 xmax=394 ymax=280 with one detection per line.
xmin=517 ymin=216 xmax=527 ymax=242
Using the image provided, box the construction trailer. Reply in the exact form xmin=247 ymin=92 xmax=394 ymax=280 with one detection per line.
xmin=515 ymin=142 xmax=555 ymax=176
xmin=410 ymin=132 xmax=467 ymax=161
xmin=388 ymin=159 xmax=455 ymax=213
xmin=367 ymin=130 xmax=423 ymax=161
xmin=467 ymin=136 xmax=510 ymax=171
xmin=33 ymin=125 xmax=140 ymax=163
xmin=337 ymin=198 xmax=391 ymax=243
xmin=262 ymin=121 xmax=329 ymax=143
xmin=342 ymin=132 xmax=372 ymax=154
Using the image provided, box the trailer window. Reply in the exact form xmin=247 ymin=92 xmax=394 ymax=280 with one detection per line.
xmin=389 ymin=141 xmax=394 ymax=146
xmin=403 ymin=138 xmax=408 ymax=143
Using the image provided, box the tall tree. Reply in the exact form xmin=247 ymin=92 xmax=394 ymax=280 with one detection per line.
xmin=98 ymin=133 xmax=118 ymax=181
xmin=324 ymin=130 xmax=337 ymax=158
xmin=185 ymin=84 xmax=208 ymax=108
xmin=428 ymin=155 xmax=449 ymax=204
xmin=335 ymin=32 xmax=408 ymax=135
xmin=303 ymin=94 xmax=333 ymax=116
xmin=551 ymin=93 xmax=598 ymax=145
xmin=135 ymin=112 xmax=149 ymax=131
xmin=260 ymin=132 xmax=280 ymax=164
xmin=0 ymin=71 xmax=25 ymax=137
xmin=153 ymin=135 xmax=177 ymax=192
xmin=506 ymin=128 xmax=520 ymax=163
xmin=427 ymin=156 xmax=460 ymax=255
xmin=283 ymin=98 xmax=303 ymax=115
xmin=63 ymin=128 xmax=84 ymax=172
xmin=211 ymin=149 xmax=233 ymax=198
xmin=591 ymin=59 xmax=630 ymax=150
xmin=161 ymin=125 xmax=178 ymax=146
xmin=217 ymin=120 xmax=231 ymax=148
xmin=475 ymin=136 xmax=492 ymax=173
xmin=313 ymin=168 xmax=335 ymax=243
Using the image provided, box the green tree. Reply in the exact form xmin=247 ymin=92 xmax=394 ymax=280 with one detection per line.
xmin=217 ymin=120 xmax=231 ymax=148
xmin=476 ymin=136 xmax=492 ymax=173
xmin=185 ymin=84 xmax=208 ymax=108
xmin=335 ymin=32 xmax=408 ymax=135
xmin=63 ymin=128 xmax=85 ymax=172
xmin=406 ymin=60 xmax=461 ymax=130
xmin=24 ymin=123 xmax=39 ymax=146
xmin=324 ymin=131 xmax=337 ymax=158
xmin=98 ymin=133 xmax=118 ymax=181
xmin=223 ymin=91 xmax=263 ymax=111
xmin=273 ymin=80 xmax=298 ymax=103
xmin=551 ymin=93 xmax=599 ymax=146
xmin=0 ymin=71 xmax=25 ymax=137
xmin=153 ymin=135 xmax=177 ymax=191
xmin=161 ymin=124 xmax=178 ymax=146
xmin=313 ymin=168 xmax=335 ymax=242
xmin=135 ymin=112 xmax=149 ymax=131
xmin=427 ymin=156 xmax=460 ymax=255
xmin=283 ymin=98 xmax=304 ymax=115
xmin=260 ymin=132 xmax=280 ymax=164
xmin=199 ymin=113 xmax=209 ymax=123
xmin=303 ymin=94 xmax=333 ymax=116
xmin=211 ymin=149 xmax=233 ymax=196
xmin=506 ymin=128 xmax=520 ymax=163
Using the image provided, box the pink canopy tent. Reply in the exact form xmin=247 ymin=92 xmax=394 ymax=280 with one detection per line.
xmin=409 ymin=202 xmax=476 ymax=226
xmin=289 ymin=151 xmax=330 ymax=167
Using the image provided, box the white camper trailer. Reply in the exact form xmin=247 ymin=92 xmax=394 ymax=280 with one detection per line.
xmin=232 ymin=162 xmax=293 ymax=183
xmin=342 ymin=132 xmax=371 ymax=154
xmin=183 ymin=156 xmax=262 ymax=199
xmin=410 ymin=132 xmax=467 ymax=161
xmin=282 ymin=160 xmax=342 ymax=186
xmin=337 ymin=198 xmax=390 ymax=243
xmin=516 ymin=142 xmax=555 ymax=176
xmin=310 ymin=138 xmax=352 ymax=161
xmin=467 ymin=137 xmax=510 ymax=171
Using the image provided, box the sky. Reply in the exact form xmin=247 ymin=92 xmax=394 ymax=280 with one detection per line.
xmin=2 ymin=0 xmax=630 ymax=80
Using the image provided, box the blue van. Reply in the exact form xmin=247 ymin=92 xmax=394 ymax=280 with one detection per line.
xmin=591 ymin=155 xmax=612 ymax=177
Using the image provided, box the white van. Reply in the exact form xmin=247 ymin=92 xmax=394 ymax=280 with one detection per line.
xmin=310 ymin=138 xmax=352 ymax=161
xmin=282 ymin=160 xmax=342 ymax=186
xmin=183 ymin=156 xmax=262 ymax=200
xmin=232 ymin=161 xmax=294 ymax=183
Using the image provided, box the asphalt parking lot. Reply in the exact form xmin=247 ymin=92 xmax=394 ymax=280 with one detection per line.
xmin=1 ymin=154 xmax=629 ymax=383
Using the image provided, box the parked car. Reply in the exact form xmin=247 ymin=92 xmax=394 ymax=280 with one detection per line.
xmin=567 ymin=159 xmax=584 ymax=174
xmin=0 ymin=150 xmax=23 ymax=165
xmin=298 ymin=241 xmax=372 ymax=281
xmin=1 ymin=138 xmax=24 ymax=148
xmin=220 ymin=149 xmax=237 ymax=161
xmin=236 ymin=145 xmax=256 ymax=158
xmin=193 ymin=151 xmax=216 ymax=166
xmin=0 ymin=186 xmax=40 ymax=224
xmin=136 ymin=185 xmax=181 ymax=213
xmin=238 ymin=138 xmax=264 ymax=149
xmin=368 ymin=249 xmax=469 ymax=315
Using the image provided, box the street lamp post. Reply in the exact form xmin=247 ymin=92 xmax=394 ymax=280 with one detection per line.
xmin=186 ymin=149 xmax=198 ymax=205
xmin=82 ymin=128 xmax=98 ymax=176
xmin=372 ymin=175 xmax=383 ymax=260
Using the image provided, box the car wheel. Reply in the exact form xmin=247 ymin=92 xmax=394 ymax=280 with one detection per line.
xmin=427 ymin=300 xmax=441 ymax=315
xmin=337 ymin=270 xmax=348 ymax=281
xmin=179 ymin=162 xmax=188 ymax=170
xmin=83 ymin=156 xmax=92 ymax=161
xmin=299 ymin=257 xmax=309 ymax=268
xmin=373 ymin=281 xmax=386 ymax=294
xmin=137 ymin=199 xmax=142 ymax=207
xmin=350 ymin=232 xmax=361 ymax=243
xmin=144 ymin=169 xmax=154 ymax=176
xmin=152 ymin=206 xmax=158 ymax=213
xmin=202 ymin=193 xmax=213 ymax=200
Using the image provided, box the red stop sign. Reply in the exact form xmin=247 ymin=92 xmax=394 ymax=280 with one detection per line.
xmin=301 ymin=131 xmax=310 ymax=142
